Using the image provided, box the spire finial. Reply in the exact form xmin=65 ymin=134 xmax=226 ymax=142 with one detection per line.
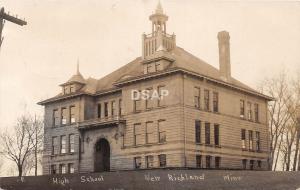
xmin=155 ymin=0 xmax=163 ymax=14
xmin=77 ymin=58 xmax=80 ymax=75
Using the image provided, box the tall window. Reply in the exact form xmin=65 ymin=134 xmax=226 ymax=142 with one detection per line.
xmin=134 ymin=123 xmax=143 ymax=146
xmin=158 ymin=154 xmax=166 ymax=167
xmin=147 ymin=63 xmax=154 ymax=73
xmin=97 ymin=103 xmax=101 ymax=118
xmin=196 ymin=155 xmax=202 ymax=168
xmin=133 ymin=91 xmax=141 ymax=112
xmin=70 ymin=84 xmax=75 ymax=93
xmin=249 ymin=130 xmax=253 ymax=151
xmin=104 ymin=102 xmax=108 ymax=117
xmin=240 ymin=100 xmax=245 ymax=118
xmin=111 ymin=101 xmax=116 ymax=116
xmin=60 ymin=135 xmax=66 ymax=154
xmin=134 ymin=157 xmax=142 ymax=169
xmin=242 ymin=159 xmax=247 ymax=170
xmin=146 ymin=122 xmax=155 ymax=144
xmin=195 ymin=120 xmax=201 ymax=143
xmin=241 ymin=129 xmax=246 ymax=149
xmin=250 ymin=160 xmax=254 ymax=170
xmin=146 ymin=155 xmax=154 ymax=168
xmin=247 ymin=102 xmax=252 ymax=120
xmin=157 ymin=85 xmax=166 ymax=107
xmin=64 ymin=86 xmax=69 ymax=95
xmin=61 ymin=108 xmax=67 ymax=125
xmin=52 ymin=136 xmax=58 ymax=155
xmin=214 ymin=124 xmax=220 ymax=146
xmin=158 ymin=120 xmax=166 ymax=143
xmin=69 ymin=134 xmax=75 ymax=153
xmin=51 ymin=165 xmax=57 ymax=174
xmin=215 ymin=157 xmax=221 ymax=169
xmin=194 ymin=87 xmax=201 ymax=108
xmin=205 ymin=122 xmax=210 ymax=145
xmin=257 ymin=160 xmax=262 ymax=168
xmin=59 ymin=164 xmax=66 ymax=174
xmin=119 ymin=99 xmax=122 ymax=116
xmin=213 ymin=92 xmax=219 ymax=112
xmin=254 ymin=103 xmax=259 ymax=122
xmin=68 ymin=163 xmax=75 ymax=173
xmin=204 ymin=90 xmax=210 ymax=111
xmin=70 ymin=106 xmax=76 ymax=123
xmin=53 ymin=109 xmax=59 ymax=127
xmin=145 ymin=87 xmax=153 ymax=109
xmin=256 ymin=131 xmax=260 ymax=151
xmin=206 ymin=155 xmax=211 ymax=168
xmin=155 ymin=61 xmax=162 ymax=71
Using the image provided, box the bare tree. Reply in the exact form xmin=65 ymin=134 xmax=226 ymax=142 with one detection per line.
xmin=283 ymin=123 xmax=297 ymax=171
xmin=297 ymin=118 xmax=300 ymax=171
xmin=0 ymin=155 xmax=3 ymax=174
xmin=259 ymin=71 xmax=293 ymax=170
xmin=259 ymin=69 xmax=300 ymax=171
xmin=280 ymin=73 xmax=300 ymax=171
xmin=0 ymin=115 xmax=35 ymax=177
xmin=291 ymin=75 xmax=300 ymax=171
xmin=31 ymin=115 xmax=44 ymax=176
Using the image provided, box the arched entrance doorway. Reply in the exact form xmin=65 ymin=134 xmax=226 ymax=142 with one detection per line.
xmin=94 ymin=138 xmax=110 ymax=172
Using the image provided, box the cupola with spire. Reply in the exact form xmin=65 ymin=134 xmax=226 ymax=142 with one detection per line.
xmin=142 ymin=1 xmax=176 ymax=59
xmin=60 ymin=61 xmax=86 ymax=95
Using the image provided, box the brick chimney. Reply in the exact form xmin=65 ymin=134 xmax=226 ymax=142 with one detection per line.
xmin=217 ymin=31 xmax=231 ymax=81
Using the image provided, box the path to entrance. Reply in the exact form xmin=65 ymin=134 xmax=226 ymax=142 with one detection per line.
xmin=1 ymin=169 xmax=300 ymax=190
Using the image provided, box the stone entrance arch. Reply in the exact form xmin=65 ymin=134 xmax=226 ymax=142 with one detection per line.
xmin=94 ymin=138 xmax=110 ymax=172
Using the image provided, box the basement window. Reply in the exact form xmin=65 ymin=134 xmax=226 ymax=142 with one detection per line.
xmin=242 ymin=159 xmax=247 ymax=170
xmin=59 ymin=164 xmax=66 ymax=174
xmin=215 ymin=157 xmax=221 ymax=169
xmin=68 ymin=163 xmax=75 ymax=173
xmin=206 ymin=156 xmax=211 ymax=169
xmin=51 ymin=165 xmax=57 ymax=175
xmin=146 ymin=155 xmax=154 ymax=168
xmin=196 ymin=155 xmax=202 ymax=168
xmin=134 ymin=157 xmax=142 ymax=169
xmin=159 ymin=154 xmax=167 ymax=167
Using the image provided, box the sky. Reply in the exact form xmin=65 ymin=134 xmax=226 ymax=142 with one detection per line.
xmin=0 ymin=0 xmax=300 ymax=175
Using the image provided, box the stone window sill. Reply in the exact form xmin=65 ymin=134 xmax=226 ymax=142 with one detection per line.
xmin=50 ymin=152 xmax=76 ymax=157
xmin=122 ymin=142 xmax=167 ymax=149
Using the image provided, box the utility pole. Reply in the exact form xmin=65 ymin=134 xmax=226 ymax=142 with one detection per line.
xmin=0 ymin=7 xmax=27 ymax=49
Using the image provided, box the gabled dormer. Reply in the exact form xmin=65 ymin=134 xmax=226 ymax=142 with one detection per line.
xmin=60 ymin=64 xmax=86 ymax=95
